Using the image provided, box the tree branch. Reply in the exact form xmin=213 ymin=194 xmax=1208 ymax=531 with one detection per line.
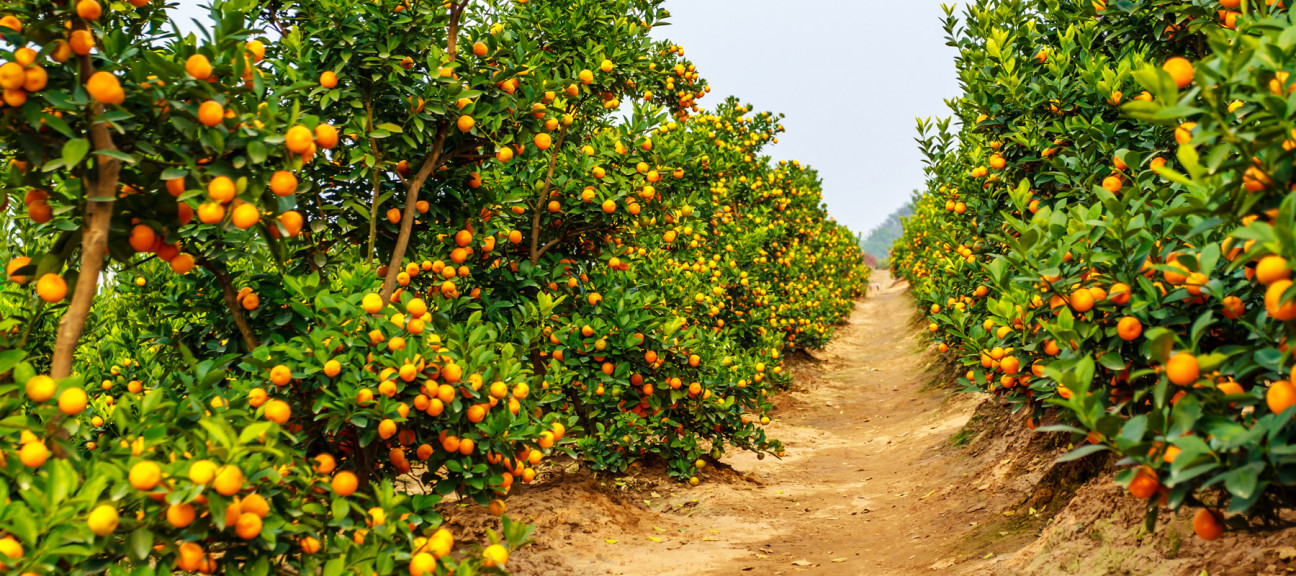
xmin=197 ymin=257 xmax=260 ymax=351
xmin=529 ymin=125 xmax=568 ymax=266
xmin=50 ymin=32 xmax=122 ymax=379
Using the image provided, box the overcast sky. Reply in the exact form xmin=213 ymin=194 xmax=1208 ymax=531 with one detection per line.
xmin=170 ymin=0 xmax=960 ymax=236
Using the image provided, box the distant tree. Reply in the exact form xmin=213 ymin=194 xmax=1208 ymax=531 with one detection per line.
xmin=859 ymin=197 xmax=915 ymax=263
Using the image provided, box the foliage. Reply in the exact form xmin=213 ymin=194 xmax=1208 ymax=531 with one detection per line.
xmin=893 ymin=0 xmax=1296 ymax=537
xmin=0 ymin=0 xmax=864 ymax=573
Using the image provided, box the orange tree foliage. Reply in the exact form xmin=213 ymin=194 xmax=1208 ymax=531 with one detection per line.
xmin=893 ymin=0 xmax=1296 ymax=540
xmin=0 ymin=0 xmax=865 ymax=573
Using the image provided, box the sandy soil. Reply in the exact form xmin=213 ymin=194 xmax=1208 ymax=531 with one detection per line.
xmin=442 ymin=272 xmax=1296 ymax=576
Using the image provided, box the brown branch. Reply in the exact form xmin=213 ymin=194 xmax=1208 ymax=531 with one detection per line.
xmin=534 ymin=225 xmax=597 ymax=263
xmin=379 ymin=132 xmax=446 ymax=303
xmin=50 ymin=35 xmax=122 ymax=379
xmin=377 ymin=3 xmax=465 ymax=301
xmin=529 ymin=125 xmax=568 ymax=266
xmin=198 ymin=257 xmax=260 ymax=351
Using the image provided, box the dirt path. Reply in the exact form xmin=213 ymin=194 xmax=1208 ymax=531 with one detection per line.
xmin=450 ymin=272 xmax=1009 ymax=576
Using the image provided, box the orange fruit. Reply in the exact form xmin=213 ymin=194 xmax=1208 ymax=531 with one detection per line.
xmin=332 ymin=471 xmax=358 ymax=496
xmin=457 ymin=115 xmax=475 ymax=132
xmin=285 ymin=125 xmax=314 ymax=154
xmin=1165 ymin=353 xmax=1199 ymax=386
xmin=70 ymin=30 xmax=95 ymax=56
xmin=85 ymin=71 xmax=124 ymax=104
xmin=1267 ymin=380 xmax=1296 ymax=415
xmin=235 ymin=512 xmax=262 ymax=540
xmin=128 ymin=224 xmax=156 ymax=252
xmin=231 ymin=203 xmax=260 ymax=229
xmin=1256 ymin=255 xmax=1290 ymax=286
xmin=208 ymin=176 xmax=236 ymax=202
xmin=7 ymin=256 xmax=32 ymax=284
xmin=197 ymin=100 xmax=224 ymax=127
xmin=167 ymin=503 xmax=196 ymax=528
xmin=188 ymin=460 xmax=218 ymax=484
xmin=87 ymin=504 xmax=119 ymax=536
xmin=1128 ymin=467 xmax=1161 ymax=499
xmin=482 ymin=544 xmax=508 ymax=568
xmin=319 ymin=70 xmax=338 ymax=88
xmin=1116 ymin=316 xmax=1142 ymax=341
xmin=57 ymin=386 xmax=86 ymax=415
xmin=1266 ymin=280 xmax=1296 ymax=321
xmin=240 ymin=493 xmax=270 ymax=518
xmin=1163 ymin=57 xmax=1194 ymax=89
xmin=19 ymin=441 xmax=48 ymax=468
xmin=1192 ymin=508 xmax=1223 ymax=541
xmin=129 ymin=461 xmax=162 ymax=490
xmin=185 ymin=54 xmax=212 ymax=80
xmin=35 ymin=273 xmax=66 ymax=303
xmin=315 ymin=124 xmax=339 ymax=149
xmin=198 ymin=202 xmax=226 ymax=224
xmin=213 ymin=465 xmax=244 ymax=496
xmin=1069 ymin=288 xmax=1094 ymax=313
xmin=264 ymin=399 xmax=291 ymax=424
xmin=25 ymin=375 xmax=55 ymax=402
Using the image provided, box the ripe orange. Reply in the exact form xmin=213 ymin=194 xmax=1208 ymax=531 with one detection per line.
xmin=85 ymin=71 xmax=124 ymax=104
xmin=331 ymin=471 xmax=358 ymax=496
xmin=535 ymin=132 xmax=552 ymax=150
xmin=77 ymin=0 xmax=103 ymax=20
xmin=1256 ymin=255 xmax=1290 ymax=286
xmin=235 ymin=512 xmax=262 ymax=539
xmin=213 ymin=465 xmax=244 ymax=496
xmin=129 ymin=461 xmax=162 ymax=490
xmin=188 ymin=460 xmax=217 ymax=484
xmin=208 ymin=176 xmax=236 ymax=202
xmin=1127 ymin=467 xmax=1160 ymax=499
xmin=231 ymin=203 xmax=260 ymax=229
xmin=240 ymin=493 xmax=270 ymax=518
xmin=319 ymin=70 xmax=338 ymax=88
xmin=185 ymin=54 xmax=212 ymax=80
xmin=167 ymin=503 xmax=196 ymax=528
xmin=128 ymin=224 xmax=156 ymax=252
xmin=264 ymin=399 xmax=291 ymax=424
xmin=285 ymin=125 xmax=314 ymax=154
xmin=70 ymin=30 xmax=95 ymax=56
xmin=58 ymin=386 xmax=87 ymax=415
xmin=1069 ymin=288 xmax=1094 ymax=313
xmin=457 ymin=115 xmax=475 ymax=132
xmin=19 ymin=441 xmax=48 ymax=468
xmin=1192 ymin=508 xmax=1224 ymax=541
xmin=25 ymin=375 xmax=55 ymax=402
xmin=197 ymin=100 xmax=224 ymax=127
xmin=1267 ymin=380 xmax=1296 ymax=415
xmin=7 ymin=257 xmax=32 ymax=284
xmin=270 ymin=170 xmax=298 ymax=196
xmin=482 ymin=544 xmax=508 ymax=568
xmin=87 ymin=504 xmax=120 ymax=536
xmin=1163 ymin=57 xmax=1194 ymax=89
xmin=1165 ymin=353 xmax=1199 ymax=386
xmin=315 ymin=123 xmax=339 ymax=149
xmin=1116 ymin=316 xmax=1142 ymax=341
xmin=1266 ymin=280 xmax=1296 ymax=321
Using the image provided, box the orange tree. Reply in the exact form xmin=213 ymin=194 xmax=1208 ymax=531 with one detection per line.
xmin=0 ymin=0 xmax=526 ymax=573
xmin=0 ymin=0 xmax=865 ymax=573
xmin=894 ymin=0 xmax=1296 ymax=541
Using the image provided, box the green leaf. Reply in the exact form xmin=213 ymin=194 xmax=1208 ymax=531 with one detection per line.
xmin=62 ymin=138 xmax=90 ymax=168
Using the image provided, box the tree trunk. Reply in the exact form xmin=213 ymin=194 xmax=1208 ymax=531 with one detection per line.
xmin=50 ymin=47 xmax=123 ymax=379
xmin=199 ymin=258 xmax=260 ymax=351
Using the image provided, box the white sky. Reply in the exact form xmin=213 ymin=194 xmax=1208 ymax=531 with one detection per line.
xmin=169 ymin=0 xmax=960 ymax=236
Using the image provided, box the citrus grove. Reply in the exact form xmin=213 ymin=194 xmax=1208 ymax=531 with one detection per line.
xmin=894 ymin=0 xmax=1296 ymax=545
xmin=0 ymin=0 xmax=865 ymax=573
